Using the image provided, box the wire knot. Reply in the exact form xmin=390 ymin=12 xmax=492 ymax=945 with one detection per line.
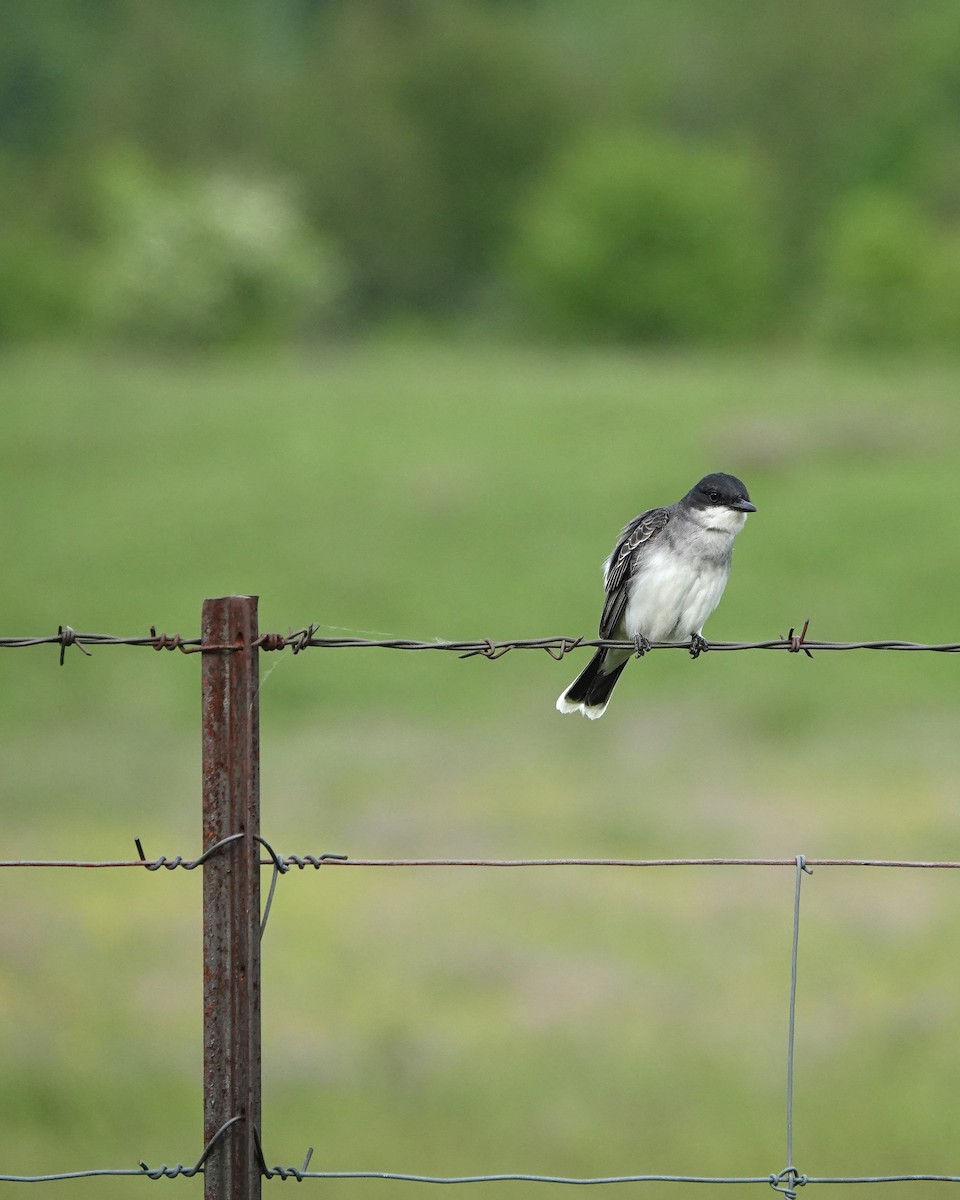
xmin=286 ymin=625 xmax=316 ymax=654
xmin=784 ymin=619 xmax=813 ymax=658
xmin=140 ymin=1114 xmax=243 ymax=1180
xmin=150 ymin=627 xmax=189 ymax=653
xmin=257 ymin=632 xmax=287 ymax=652
xmin=283 ymin=853 xmax=350 ymax=869
xmin=253 ymin=839 xmax=348 ymax=936
xmin=459 ymin=639 xmax=511 ymax=660
xmin=254 ymin=1126 xmax=315 ymax=1180
xmin=134 ymin=833 xmax=245 ymax=871
xmin=138 ymin=1160 xmax=190 ymax=1179
xmin=770 ymin=1167 xmax=808 ymax=1198
xmin=542 ymin=636 xmax=583 ymax=661
xmin=57 ymin=625 xmax=90 ymax=665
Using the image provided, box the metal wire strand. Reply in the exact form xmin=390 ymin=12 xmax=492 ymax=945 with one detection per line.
xmin=5 ymin=853 xmax=960 ymax=870
xmin=8 ymin=618 xmax=960 ymax=660
xmin=254 ymin=834 xmax=287 ymax=938
xmin=270 ymin=1168 xmax=777 ymax=1185
xmin=0 ymin=1115 xmax=242 ymax=1183
xmin=773 ymin=855 xmax=814 ymax=1198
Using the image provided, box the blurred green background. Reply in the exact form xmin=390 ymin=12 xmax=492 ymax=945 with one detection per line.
xmin=3 ymin=2 xmax=960 ymax=1197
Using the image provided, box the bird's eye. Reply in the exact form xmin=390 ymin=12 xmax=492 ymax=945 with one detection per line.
xmin=709 ymin=490 xmax=720 ymax=503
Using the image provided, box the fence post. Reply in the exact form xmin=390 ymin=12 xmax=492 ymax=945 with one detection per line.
xmin=201 ymin=595 xmax=261 ymax=1200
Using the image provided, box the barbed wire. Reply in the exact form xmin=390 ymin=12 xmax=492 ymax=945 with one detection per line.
xmin=6 ymin=619 xmax=960 ymax=663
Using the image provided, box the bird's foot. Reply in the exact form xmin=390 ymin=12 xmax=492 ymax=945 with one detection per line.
xmin=633 ymin=633 xmax=652 ymax=658
xmin=689 ymin=633 xmax=708 ymax=659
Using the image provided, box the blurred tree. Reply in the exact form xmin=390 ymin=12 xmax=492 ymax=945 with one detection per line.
xmin=3 ymin=0 xmax=960 ymax=345
xmin=725 ymin=0 xmax=960 ymax=291
xmin=813 ymin=189 xmax=960 ymax=349
xmin=87 ymin=152 xmax=345 ymax=345
xmin=277 ymin=0 xmax=576 ymax=318
xmin=530 ymin=0 xmax=960 ymax=314
xmin=508 ymin=131 xmax=780 ymax=342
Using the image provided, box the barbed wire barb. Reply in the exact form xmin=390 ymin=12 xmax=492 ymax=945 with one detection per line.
xmin=784 ymin=619 xmax=813 ymax=658
xmin=57 ymin=625 xmax=89 ymax=665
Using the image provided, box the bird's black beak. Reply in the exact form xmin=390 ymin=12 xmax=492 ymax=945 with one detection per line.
xmin=733 ymin=500 xmax=757 ymax=513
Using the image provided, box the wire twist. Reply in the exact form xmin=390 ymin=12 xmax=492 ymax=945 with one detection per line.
xmin=770 ymin=1167 xmax=809 ymax=1198
xmin=134 ymin=833 xmax=245 ymax=871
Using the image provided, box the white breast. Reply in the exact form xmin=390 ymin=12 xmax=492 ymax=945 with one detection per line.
xmin=619 ymin=537 xmax=729 ymax=643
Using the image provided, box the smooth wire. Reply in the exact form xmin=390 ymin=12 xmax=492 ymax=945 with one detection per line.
xmin=785 ymin=855 xmax=811 ymax=1174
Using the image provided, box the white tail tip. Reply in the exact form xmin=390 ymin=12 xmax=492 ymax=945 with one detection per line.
xmin=555 ymin=692 xmax=608 ymax=719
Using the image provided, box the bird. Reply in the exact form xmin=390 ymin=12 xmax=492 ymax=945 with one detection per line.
xmin=556 ymin=472 xmax=756 ymax=719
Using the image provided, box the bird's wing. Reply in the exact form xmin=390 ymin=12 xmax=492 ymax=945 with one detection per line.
xmin=598 ymin=507 xmax=671 ymax=638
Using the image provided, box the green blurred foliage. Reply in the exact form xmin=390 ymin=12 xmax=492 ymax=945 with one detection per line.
xmin=286 ymin=0 xmax=574 ymax=318
xmin=509 ymin=131 xmax=779 ymax=341
xmin=3 ymin=0 xmax=960 ymax=345
xmin=0 ymin=221 xmax=87 ymax=339
xmin=814 ymin=189 xmax=960 ymax=349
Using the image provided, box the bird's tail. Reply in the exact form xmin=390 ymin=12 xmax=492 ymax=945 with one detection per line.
xmin=555 ymin=649 xmax=630 ymax=720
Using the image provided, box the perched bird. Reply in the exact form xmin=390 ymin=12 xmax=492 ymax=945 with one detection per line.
xmin=556 ymin=472 xmax=755 ymax=719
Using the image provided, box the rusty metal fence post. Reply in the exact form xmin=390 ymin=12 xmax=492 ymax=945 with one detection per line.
xmin=201 ymin=595 xmax=261 ymax=1200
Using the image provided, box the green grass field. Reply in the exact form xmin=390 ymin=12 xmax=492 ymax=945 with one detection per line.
xmin=2 ymin=341 xmax=960 ymax=1197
